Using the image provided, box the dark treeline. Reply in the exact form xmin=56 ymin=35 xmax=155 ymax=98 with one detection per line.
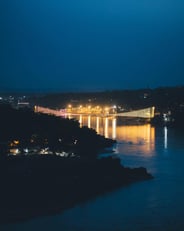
xmin=28 ymin=86 xmax=184 ymax=127
xmin=0 ymin=104 xmax=115 ymax=158
xmin=0 ymin=155 xmax=152 ymax=224
xmin=0 ymin=104 xmax=152 ymax=224
xmin=29 ymin=86 xmax=184 ymax=111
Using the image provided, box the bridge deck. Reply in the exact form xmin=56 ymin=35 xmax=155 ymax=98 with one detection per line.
xmin=35 ymin=106 xmax=155 ymax=119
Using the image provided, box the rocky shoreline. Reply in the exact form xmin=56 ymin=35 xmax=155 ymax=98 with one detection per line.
xmin=0 ymin=155 xmax=153 ymax=224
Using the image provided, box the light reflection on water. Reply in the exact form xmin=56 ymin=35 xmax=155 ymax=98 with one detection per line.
xmin=76 ymin=115 xmax=156 ymax=156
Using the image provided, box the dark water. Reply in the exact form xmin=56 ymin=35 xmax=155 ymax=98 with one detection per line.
xmin=1 ymin=120 xmax=184 ymax=230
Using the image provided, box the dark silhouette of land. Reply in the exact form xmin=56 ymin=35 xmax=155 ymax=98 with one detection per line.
xmin=0 ymin=104 xmax=152 ymax=224
xmin=0 ymin=104 xmax=115 ymax=158
xmin=0 ymin=155 xmax=152 ymax=224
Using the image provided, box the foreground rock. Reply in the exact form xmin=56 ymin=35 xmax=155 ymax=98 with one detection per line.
xmin=0 ymin=155 xmax=153 ymax=224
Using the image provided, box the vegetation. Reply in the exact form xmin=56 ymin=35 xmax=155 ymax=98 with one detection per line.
xmin=0 ymin=104 xmax=115 ymax=158
xmin=0 ymin=155 xmax=152 ymax=224
xmin=0 ymin=103 xmax=152 ymax=224
xmin=29 ymin=86 xmax=184 ymax=112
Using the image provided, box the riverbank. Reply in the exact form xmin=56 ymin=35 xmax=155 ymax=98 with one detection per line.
xmin=0 ymin=155 xmax=153 ymax=224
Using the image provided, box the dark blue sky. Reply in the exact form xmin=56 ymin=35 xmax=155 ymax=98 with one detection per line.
xmin=1 ymin=0 xmax=184 ymax=92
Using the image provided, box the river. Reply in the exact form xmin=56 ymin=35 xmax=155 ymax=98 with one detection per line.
xmin=1 ymin=116 xmax=184 ymax=231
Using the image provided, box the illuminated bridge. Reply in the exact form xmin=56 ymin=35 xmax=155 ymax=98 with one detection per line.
xmin=34 ymin=106 xmax=155 ymax=119
xmin=115 ymin=107 xmax=155 ymax=119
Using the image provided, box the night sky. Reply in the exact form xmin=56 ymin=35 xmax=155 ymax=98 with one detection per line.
xmin=1 ymin=0 xmax=184 ymax=92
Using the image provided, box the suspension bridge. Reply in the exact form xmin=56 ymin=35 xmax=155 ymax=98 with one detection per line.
xmin=34 ymin=106 xmax=155 ymax=119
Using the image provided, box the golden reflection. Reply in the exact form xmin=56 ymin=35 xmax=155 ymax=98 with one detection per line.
xmin=88 ymin=115 xmax=91 ymax=128
xmin=104 ymin=118 xmax=109 ymax=138
xmin=70 ymin=114 xmax=155 ymax=156
xmin=116 ymin=124 xmax=155 ymax=155
xmin=112 ymin=118 xmax=116 ymax=140
xmin=79 ymin=115 xmax=82 ymax=127
xmin=96 ymin=117 xmax=100 ymax=133
xmin=116 ymin=124 xmax=152 ymax=142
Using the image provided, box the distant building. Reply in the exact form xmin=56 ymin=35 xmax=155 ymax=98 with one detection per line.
xmin=17 ymin=101 xmax=30 ymax=109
